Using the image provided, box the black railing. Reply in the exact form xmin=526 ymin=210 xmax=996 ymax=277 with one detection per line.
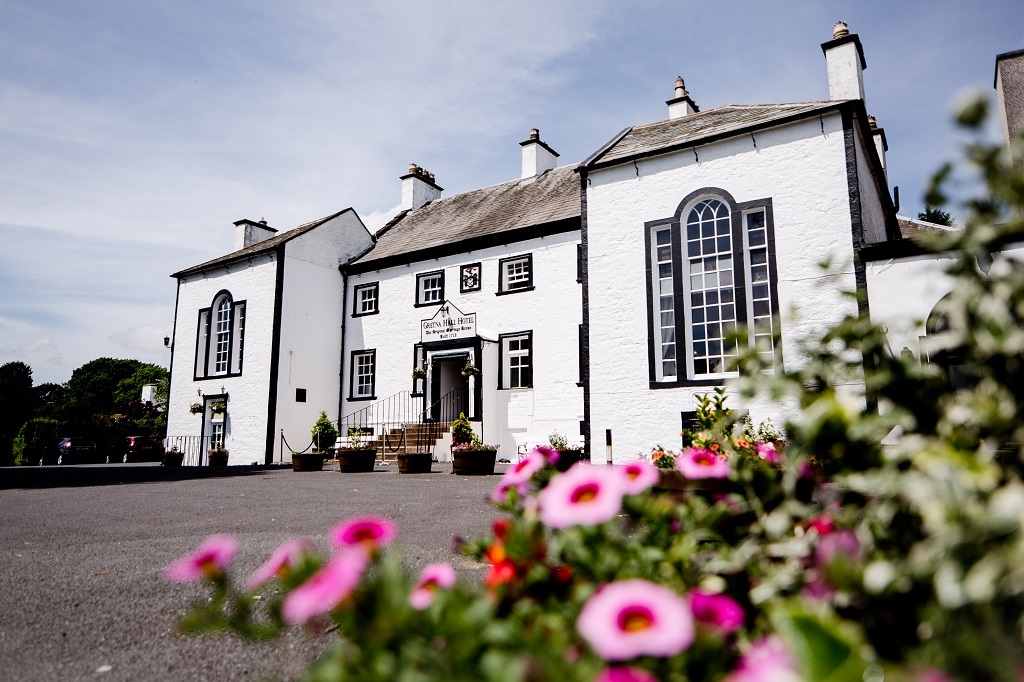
xmin=164 ymin=435 xmax=215 ymax=466
xmin=337 ymin=388 xmax=467 ymax=459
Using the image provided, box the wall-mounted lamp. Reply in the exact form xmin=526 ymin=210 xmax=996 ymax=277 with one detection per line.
xmin=163 ymin=336 xmax=171 ymax=348
xmin=197 ymin=389 xmax=203 ymax=398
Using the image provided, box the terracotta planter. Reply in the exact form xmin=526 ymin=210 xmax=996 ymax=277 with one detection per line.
xmin=553 ymin=449 xmax=586 ymax=472
xmin=291 ymin=451 xmax=325 ymax=472
xmin=162 ymin=451 xmax=183 ymax=467
xmin=208 ymin=450 xmax=229 ymax=467
xmin=337 ymin=448 xmax=377 ymax=473
xmin=452 ymin=448 xmax=497 ymax=475
xmin=397 ymin=452 xmax=432 ymax=474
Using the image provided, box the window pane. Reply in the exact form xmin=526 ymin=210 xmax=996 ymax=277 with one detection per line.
xmin=749 ymin=229 xmax=766 ymax=247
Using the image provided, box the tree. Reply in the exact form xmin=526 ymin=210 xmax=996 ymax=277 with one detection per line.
xmin=12 ymin=418 xmax=59 ymax=466
xmin=0 ymin=362 xmax=35 ymax=466
xmin=917 ymin=204 xmax=954 ymax=226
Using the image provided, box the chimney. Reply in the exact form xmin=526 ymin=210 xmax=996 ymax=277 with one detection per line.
xmin=519 ymin=128 xmax=559 ymax=179
xmin=400 ymin=163 xmax=443 ymax=211
xmin=821 ymin=21 xmax=867 ymax=102
xmin=233 ymin=218 xmax=277 ymax=251
xmin=666 ymin=77 xmax=699 ymax=119
xmin=995 ymin=49 xmax=1024 ymax=169
xmin=868 ymin=115 xmax=888 ymax=179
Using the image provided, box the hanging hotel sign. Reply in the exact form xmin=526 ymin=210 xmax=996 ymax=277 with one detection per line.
xmin=421 ymin=301 xmax=477 ymax=342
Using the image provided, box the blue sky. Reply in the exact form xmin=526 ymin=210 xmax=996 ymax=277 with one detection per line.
xmin=1 ymin=1 xmax=1022 ymax=384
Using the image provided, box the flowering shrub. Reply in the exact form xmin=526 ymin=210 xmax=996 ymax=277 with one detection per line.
xmin=165 ymin=105 xmax=1024 ymax=680
xmin=189 ymin=402 xmax=203 ymax=414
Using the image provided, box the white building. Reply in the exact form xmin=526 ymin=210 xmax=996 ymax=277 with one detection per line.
xmin=165 ymin=25 xmax=1024 ymax=465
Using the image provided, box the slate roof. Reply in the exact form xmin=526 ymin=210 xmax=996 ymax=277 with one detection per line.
xmin=352 ymin=165 xmax=580 ymax=267
xmin=896 ymin=215 xmax=950 ymax=239
xmin=172 ymin=209 xmax=353 ymax=278
xmin=584 ymin=101 xmax=848 ymax=168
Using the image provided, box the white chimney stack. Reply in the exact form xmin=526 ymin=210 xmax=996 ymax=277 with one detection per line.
xmin=821 ymin=21 xmax=867 ymax=102
xmin=233 ymin=219 xmax=277 ymax=251
xmin=995 ymin=49 xmax=1024 ymax=169
xmin=520 ymin=129 xmax=559 ymax=179
xmin=400 ymin=164 xmax=443 ymax=211
xmin=868 ymin=115 xmax=888 ymax=179
xmin=666 ymin=77 xmax=699 ymax=119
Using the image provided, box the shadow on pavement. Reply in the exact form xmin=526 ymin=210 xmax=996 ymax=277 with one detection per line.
xmin=0 ymin=464 xmax=283 ymax=490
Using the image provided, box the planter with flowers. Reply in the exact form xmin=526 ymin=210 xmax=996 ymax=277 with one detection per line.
xmin=450 ymin=412 xmax=497 ymax=475
xmin=547 ymin=431 xmax=585 ymax=472
xmin=411 ymin=367 xmax=427 ymax=381
xmin=207 ymin=447 xmax=228 ymax=467
xmin=396 ymin=451 xmax=433 ymax=474
xmin=336 ymin=427 xmax=377 ymax=473
xmin=162 ymin=445 xmax=183 ymax=467
xmin=189 ymin=402 xmax=204 ymax=415
xmin=460 ymin=361 xmax=480 ymax=379
xmin=293 ymin=412 xmax=334 ymax=472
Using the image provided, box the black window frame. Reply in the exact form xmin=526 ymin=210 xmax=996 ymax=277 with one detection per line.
xmin=496 ymin=254 xmax=534 ymax=295
xmin=352 ymin=282 xmax=380 ymax=317
xmin=498 ymin=330 xmax=533 ymax=389
xmin=415 ymin=270 xmax=445 ymax=307
xmin=348 ymin=349 xmax=377 ymax=401
xmin=644 ymin=188 xmax=781 ymax=389
xmin=194 ymin=289 xmax=247 ymax=381
xmin=460 ymin=262 xmax=482 ymax=293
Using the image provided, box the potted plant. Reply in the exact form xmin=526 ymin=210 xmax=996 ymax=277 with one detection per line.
xmin=397 ymin=450 xmax=433 ymax=474
xmin=292 ymin=412 xmax=335 ymax=472
xmin=451 ymin=414 xmax=498 ymax=475
xmin=461 ymin=361 xmax=480 ymax=378
xmin=210 ymin=401 xmax=226 ymax=415
xmin=548 ymin=431 xmax=585 ymax=472
xmin=189 ymin=402 xmax=204 ymax=414
xmin=336 ymin=427 xmax=377 ymax=473
xmin=411 ymin=367 xmax=427 ymax=381
xmin=162 ymin=445 xmax=183 ymax=467
xmin=208 ymin=446 xmax=228 ymax=467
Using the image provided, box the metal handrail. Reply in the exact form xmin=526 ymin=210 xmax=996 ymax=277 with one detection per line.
xmin=335 ymin=388 xmax=469 ymax=458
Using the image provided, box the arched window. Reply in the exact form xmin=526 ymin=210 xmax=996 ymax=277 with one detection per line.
xmin=647 ymin=190 xmax=779 ymax=385
xmin=194 ymin=291 xmax=246 ymax=379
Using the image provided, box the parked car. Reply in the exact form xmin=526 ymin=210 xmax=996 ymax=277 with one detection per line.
xmin=42 ymin=438 xmax=99 ymax=465
xmin=118 ymin=436 xmax=165 ymax=463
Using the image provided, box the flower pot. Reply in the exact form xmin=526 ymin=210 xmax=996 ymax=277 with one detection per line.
xmin=452 ymin=448 xmax=497 ymax=475
xmin=162 ymin=451 xmax=183 ymax=467
xmin=337 ymin=448 xmax=377 ymax=473
xmin=208 ymin=450 xmax=229 ymax=467
xmin=397 ymin=451 xmax=432 ymax=474
xmin=291 ymin=451 xmax=325 ymax=472
xmin=553 ymin=449 xmax=586 ymax=472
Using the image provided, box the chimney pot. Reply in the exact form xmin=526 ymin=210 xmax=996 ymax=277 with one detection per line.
xmin=529 ymin=128 xmax=540 ymax=141
xmin=520 ymin=128 xmax=559 ymax=179
xmin=667 ymin=75 xmax=698 ymax=119
xmin=868 ymin=115 xmax=877 ymax=129
xmin=833 ymin=21 xmax=849 ymax=39
xmin=674 ymin=76 xmax=687 ymax=99
xmin=822 ymin=23 xmax=866 ymax=102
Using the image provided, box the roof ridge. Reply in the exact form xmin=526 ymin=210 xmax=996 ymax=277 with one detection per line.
xmin=629 ymin=100 xmax=850 ymax=131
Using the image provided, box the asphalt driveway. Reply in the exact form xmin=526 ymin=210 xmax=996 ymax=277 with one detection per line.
xmin=0 ymin=462 xmax=506 ymax=681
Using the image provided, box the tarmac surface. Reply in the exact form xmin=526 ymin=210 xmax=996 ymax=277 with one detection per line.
xmin=0 ymin=461 xmax=507 ymax=681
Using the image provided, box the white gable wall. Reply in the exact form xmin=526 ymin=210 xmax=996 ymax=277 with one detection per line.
xmin=344 ymin=230 xmax=583 ymax=457
xmin=275 ymin=212 xmax=373 ymax=462
xmin=586 ymin=112 xmax=863 ymax=461
xmin=853 ymin=121 xmax=890 ymax=244
xmin=167 ymin=253 xmax=279 ymax=464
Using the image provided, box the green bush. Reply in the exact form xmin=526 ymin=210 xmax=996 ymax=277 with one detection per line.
xmin=311 ymin=411 xmax=338 ymax=453
xmin=13 ymin=418 xmax=60 ymax=466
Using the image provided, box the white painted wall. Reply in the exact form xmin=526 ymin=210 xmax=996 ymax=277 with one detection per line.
xmin=275 ymin=211 xmax=373 ymax=462
xmin=167 ymin=253 xmax=279 ymax=464
xmin=343 ymin=230 xmax=584 ymax=459
xmin=853 ymin=122 xmax=889 ymax=244
xmin=586 ymin=113 xmax=862 ymax=462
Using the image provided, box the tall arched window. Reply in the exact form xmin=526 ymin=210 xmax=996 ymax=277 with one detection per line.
xmin=646 ymin=189 xmax=780 ymax=385
xmin=195 ymin=291 xmax=246 ymax=379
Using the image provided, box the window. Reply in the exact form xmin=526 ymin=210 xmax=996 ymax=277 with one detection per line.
xmin=411 ymin=344 xmax=426 ymax=395
xmin=647 ymin=192 xmax=778 ymax=385
xmin=195 ymin=291 xmax=246 ymax=380
xmin=416 ymin=271 xmax=444 ymax=306
xmin=497 ymin=254 xmax=533 ymax=294
xmin=460 ymin=263 xmax=482 ymax=293
xmin=295 ymin=388 xmax=307 ymax=402
xmin=349 ymin=350 xmax=376 ymax=400
xmin=499 ymin=332 xmax=532 ymax=389
xmin=353 ymin=282 xmax=379 ymax=316
xmin=211 ymin=422 xmax=224 ymax=449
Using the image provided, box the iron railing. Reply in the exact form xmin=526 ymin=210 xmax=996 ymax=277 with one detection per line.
xmin=337 ymin=388 xmax=467 ymax=459
xmin=163 ymin=435 xmax=215 ymax=466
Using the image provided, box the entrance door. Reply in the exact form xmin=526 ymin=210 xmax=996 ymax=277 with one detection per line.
xmin=430 ymin=354 xmax=469 ymax=421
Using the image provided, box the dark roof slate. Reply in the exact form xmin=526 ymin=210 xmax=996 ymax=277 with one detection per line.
xmin=353 ymin=166 xmax=580 ymax=266
xmin=172 ymin=209 xmax=353 ymax=278
xmin=896 ymin=215 xmax=949 ymax=239
xmin=587 ymin=101 xmax=847 ymax=168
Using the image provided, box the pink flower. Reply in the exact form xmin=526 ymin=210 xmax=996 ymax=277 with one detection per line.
xmin=620 ymin=460 xmax=659 ymax=495
xmin=577 ymin=579 xmax=694 ymax=661
xmin=689 ymin=590 xmax=744 ymax=634
xmin=329 ymin=516 xmax=398 ymax=551
xmin=538 ymin=464 xmax=625 ymax=529
xmin=535 ymin=444 xmax=560 ymax=465
xmin=246 ymin=539 xmax=312 ymax=590
xmin=724 ymin=636 xmax=800 ymax=682
xmin=492 ymin=449 xmax=547 ymax=502
xmin=409 ymin=562 xmax=457 ymax=610
xmin=816 ymin=529 xmax=860 ymax=566
xmin=807 ymin=514 xmax=834 ymax=535
xmin=914 ymin=669 xmax=954 ymax=682
xmin=163 ymin=534 xmax=238 ymax=583
xmin=281 ymin=549 xmax=369 ymax=624
xmin=755 ymin=441 xmax=780 ymax=463
xmin=596 ymin=667 xmax=659 ymax=682
xmin=676 ymin=446 xmax=731 ymax=479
